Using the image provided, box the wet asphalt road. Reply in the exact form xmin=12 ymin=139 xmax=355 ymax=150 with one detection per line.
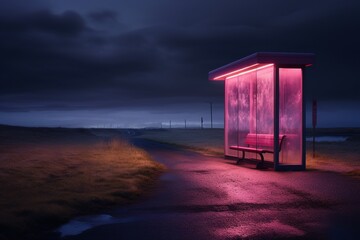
xmin=62 ymin=138 xmax=360 ymax=240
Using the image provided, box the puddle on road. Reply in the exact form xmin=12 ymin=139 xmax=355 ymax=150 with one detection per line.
xmin=57 ymin=214 xmax=136 ymax=237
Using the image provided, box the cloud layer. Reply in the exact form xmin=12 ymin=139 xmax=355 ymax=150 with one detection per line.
xmin=0 ymin=0 xmax=359 ymax=126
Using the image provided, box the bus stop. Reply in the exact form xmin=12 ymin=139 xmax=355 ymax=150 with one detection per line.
xmin=209 ymin=52 xmax=314 ymax=170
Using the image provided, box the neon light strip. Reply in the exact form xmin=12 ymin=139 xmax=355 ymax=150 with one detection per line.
xmin=225 ymin=64 xmax=274 ymax=80
xmin=214 ymin=63 xmax=260 ymax=80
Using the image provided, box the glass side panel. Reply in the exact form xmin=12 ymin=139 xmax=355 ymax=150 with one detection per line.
xmin=224 ymin=65 xmax=274 ymax=160
xmin=225 ymin=75 xmax=239 ymax=157
xmin=237 ymin=72 xmax=253 ymax=153
xmin=279 ymin=68 xmax=303 ymax=165
xmin=255 ymin=66 xmax=274 ymax=134
xmin=255 ymin=66 xmax=274 ymax=161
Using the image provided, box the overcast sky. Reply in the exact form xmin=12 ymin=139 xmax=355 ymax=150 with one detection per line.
xmin=0 ymin=0 xmax=359 ymax=128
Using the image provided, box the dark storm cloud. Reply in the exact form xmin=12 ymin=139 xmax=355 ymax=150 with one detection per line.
xmin=0 ymin=0 xmax=359 ymax=117
xmin=0 ymin=10 xmax=160 ymax=98
xmin=0 ymin=10 xmax=86 ymax=36
xmin=88 ymin=10 xmax=118 ymax=23
xmin=28 ymin=10 xmax=86 ymax=36
xmin=152 ymin=2 xmax=360 ymax=101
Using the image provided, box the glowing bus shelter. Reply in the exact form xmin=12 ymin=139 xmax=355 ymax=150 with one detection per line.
xmin=209 ymin=52 xmax=314 ymax=170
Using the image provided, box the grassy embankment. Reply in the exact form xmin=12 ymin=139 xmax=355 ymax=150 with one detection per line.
xmin=139 ymin=129 xmax=224 ymax=157
xmin=138 ymin=128 xmax=360 ymax=176
xmin=0 ymin=126 xmax=165 ymax=240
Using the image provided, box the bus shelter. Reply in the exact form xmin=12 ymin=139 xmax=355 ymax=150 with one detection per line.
xmin=209 ymin=52 xmax=314 ymax=170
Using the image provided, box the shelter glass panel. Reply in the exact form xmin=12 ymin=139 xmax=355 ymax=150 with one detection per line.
xmin=236 ymin=72 xmax=254 ymax=156
xmin=225 ymin=76 xmax=239 ymax=157
xmin=225 ymin=65 xmax=274 ymax=161
xmin=279 ymin=68 xmax=303 ymax=165
xmin=255 ymin=66 xmax=275 ymax=161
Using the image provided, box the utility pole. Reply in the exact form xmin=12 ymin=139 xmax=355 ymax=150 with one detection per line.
xmin=312 ymin=99 xmax=317 ymax=158
xmin=201 ymin=117 xmax=203 ymax=129
xmin=210 ymin=102 xmax=213 ymax=129
xmin=185 ymin=119 xmax=187 ymax=129
xmin=170 ymin=120 xmax=172 ymax=129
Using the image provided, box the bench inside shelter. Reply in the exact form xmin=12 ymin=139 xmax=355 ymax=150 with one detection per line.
xmin=230 ymin=134 xmax=286 ymax=168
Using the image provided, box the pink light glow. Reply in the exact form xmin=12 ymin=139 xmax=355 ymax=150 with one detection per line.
xmin=225 ymin=64 xmax=274 ymax=80
xmin=213 ymin=63 xmax=260 ymax=80
xmin=214 ymin=64 xmax=274 ymax=81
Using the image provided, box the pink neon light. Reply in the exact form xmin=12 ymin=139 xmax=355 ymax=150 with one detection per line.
xmin=225 ymin=64 xmax=274 ymax=80
xmin=214 ymin=63 xmax=260 ymax=80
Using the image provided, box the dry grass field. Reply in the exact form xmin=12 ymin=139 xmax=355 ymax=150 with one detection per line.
xmin=0 ymin=126 xmax=165 ymax=240
xmin=139 ymin=128 xmax=360 ymax=176
xmin=139 ymin=129 xmax=224 ymax=156
xmin=306 ymin=141 xmax=360 ymax=175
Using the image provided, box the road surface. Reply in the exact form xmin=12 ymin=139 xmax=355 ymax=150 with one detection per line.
xmin=60 ymin=138 xmax=360 ymax=239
